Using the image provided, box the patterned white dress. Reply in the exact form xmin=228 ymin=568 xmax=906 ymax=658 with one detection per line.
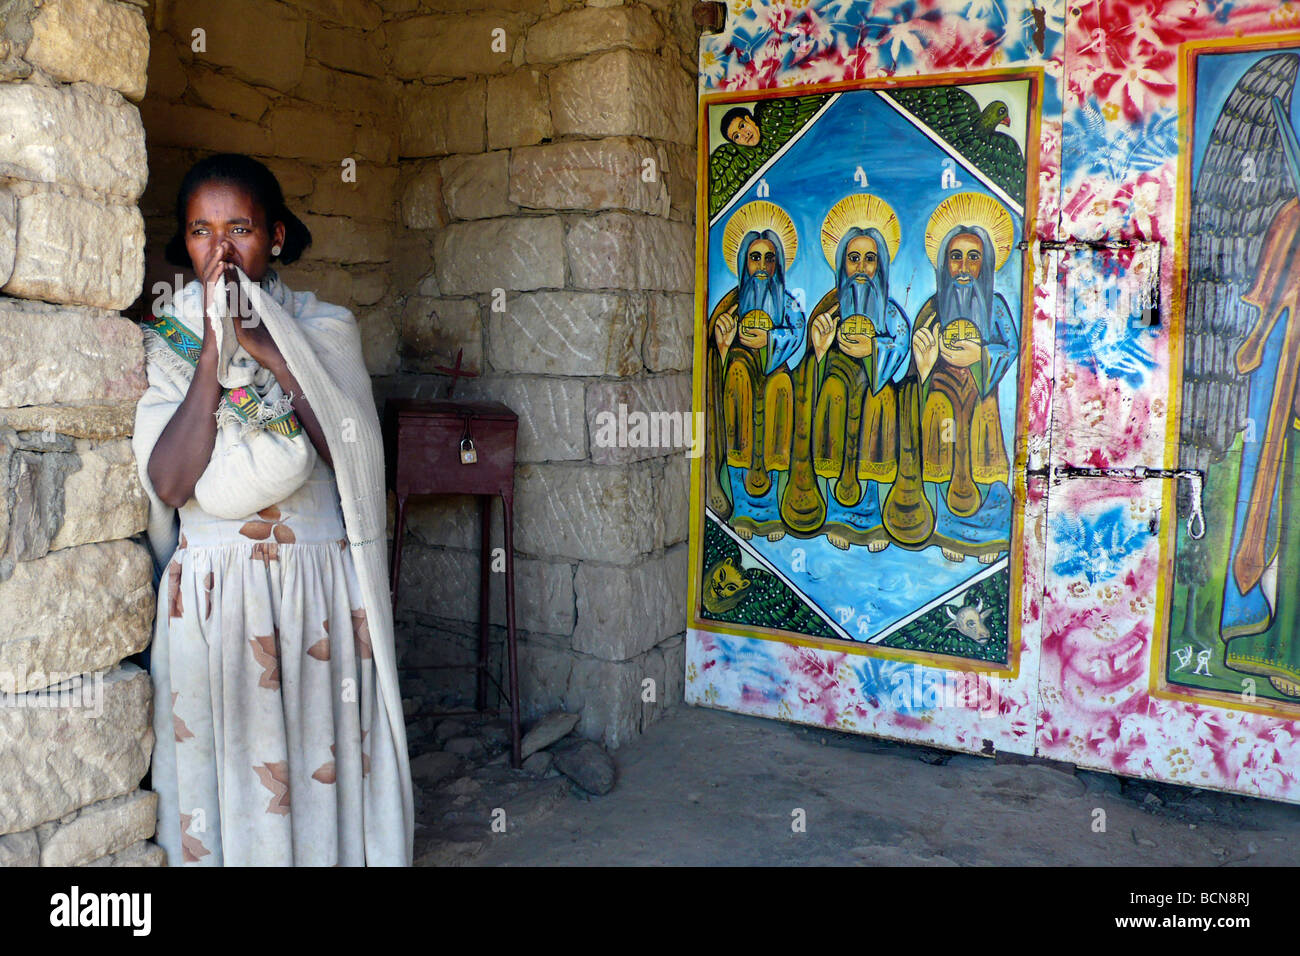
xmin=137 ymin=290 xmax=407 ymax=866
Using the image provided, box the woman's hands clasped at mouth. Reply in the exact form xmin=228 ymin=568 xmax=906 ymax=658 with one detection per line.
xmin=200 ymin=237 xmax=286 ymax=374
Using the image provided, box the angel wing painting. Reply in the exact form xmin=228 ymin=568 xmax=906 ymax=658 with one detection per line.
xmin=887 ymin=86 xmax=1026 ymax=205
xmin=1172 ymin=50 xmax=1300 ymax=703
xmin=707 ymin=94 xmax=832 ymax=219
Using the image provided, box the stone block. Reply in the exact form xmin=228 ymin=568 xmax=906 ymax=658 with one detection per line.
xmin=518 ymin=634 xmax=676 ymax=749
xmin=0 ymin=81 xmax=147 ymax=201
xmin=396 ymin=545 xmax=575 ymax=636
xmin=35 ymin=790 xmax=157 ymax=867
xmin=455 ymin=374 xmax=587 ymax=462
xmin=433 ymin=216 xmax=565 ymax=295
xmin=663 ymin=142 xmax=696 ymax=223
xmin=0 ymin=829 xmax=38 ymax=866
xmin=294 ymin=62 xmax=395 ymax=117
xmin=137 ymin=101 xmax=273 ymax=156
xmin=660 ymin=453 xmax=690 ymax=548
xmin=400 ymin=295 xmax=482 ymax=373
xmin=308 ymin=23 xmax=387 ymax=77
xmin=305 ymin=165 xmax=399 ymax=221
xmin=405 ymin=495 xmax=488 ymax=552
xmin=399 ymin=80 xmax=486 ymax=158
xmin=514 ymin=462 xmax=660 ymax=563
xmin=0 ymin=190 xmax=13 ymax=288
xmin=487 ymin=291 xmax=642 ymax=376
xmin=524 ymin=6 xmax=661 ymax=64
xmin=643 ymin=292 xmax=693 ymax=372
xmin=565 ymin=211 xmax=693 ymax=293
xmin=276 ymin=262 xmax=354 ymax=309
xmin=400 ymin=162 xmax=448 ymax=230
xmin=291 ymin=0 xmax=384 ymax=29
xmin=355 ymin=305 xmax=400 ymax=376
xmin=441 ymin=151 xmax=516 ymax=221
xmin=25 ymin=0 xmax=149 ymax=100
xmin=586 ymin=374 xmax=693 ymax=464
xmin=145 ymin=33 xmax=188 ymax=100
xmin=402 ymin=0 xmax=548 ymax=12
xmin=268 ymin=105 xmax=357 ymax=162
xmin=486 ymin=70 xmax=550 ymax=149
xmin=356 ymin=126 xmax=397 ymax=165
xmin=550 ymin=50 xmax=694 ymax=144
xmin=0 ymin=664 xmax=153 ymax=835
xmin=83 ymin=838 xmax=166 ymax=866
xmin=0 ymin=437 xmax=77 ymax=572
xmin=572 ymin=546 xmax=688 ymax=660
xmin=166 ymin=0 xmax=307 ymax=91
xmin=508 ymin=137 xmax=668 ymax=215
xmin=389 ymin=230 xmax=436 ymax=293
xmin=0 ymin=540 xmax=154 ymax=693
xmin=49 ymin=440 xmax=148 ymax=551
xmin=300 ymin=213 xmax=392 ymax=264
xmin=0 ymin=299 xmax=145 ymax=407
xmin=0 ymin=403 xmax=137 ymax=442
xmin=385 ymin=14 xmax=521 ymax=80
xmin=5 ymin=188 xmax=144 ymax=310
xmin=188 ymin=67 xmax=270 ymax=123
xmin=262 ymin=158 xmax=315 ymax=200
xmin=351 ymin=269 xmax=388 ymax=306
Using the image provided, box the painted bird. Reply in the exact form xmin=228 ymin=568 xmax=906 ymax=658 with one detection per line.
xmin=889 ymin=86 xmax=1026 ymax=205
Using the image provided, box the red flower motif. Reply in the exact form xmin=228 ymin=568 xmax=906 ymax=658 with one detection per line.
xmin=253 ymin=761 xmax=291 ymax=815
xmin=180 ymin=813 xmax=211 ymax=863
xmin=172 ymin=691 xmax=195 ymax=743
xmin=248 ymin=629 xmax=281 ymax=690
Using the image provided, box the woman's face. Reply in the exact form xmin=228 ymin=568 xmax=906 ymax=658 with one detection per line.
xmin=183 ymin=180 xmax=285 ymax=282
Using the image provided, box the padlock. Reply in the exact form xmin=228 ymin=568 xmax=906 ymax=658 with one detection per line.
xmin=459 ymin=436 xmax=477 ymax=464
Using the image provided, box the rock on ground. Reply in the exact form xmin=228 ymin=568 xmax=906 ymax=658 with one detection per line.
xmin=552 ymin=739 xmax=616 ymax=796
xmin=520 ymin=710 xmax=579 ymax=759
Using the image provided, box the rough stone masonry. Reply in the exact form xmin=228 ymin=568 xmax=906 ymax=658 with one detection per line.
xmin=379 ymin=0 xmax=698 ymax=749
xmin=0 ymin=0 xmax=160 ymax=867
xmin=0 ymin=0 xmax=701 ymax=866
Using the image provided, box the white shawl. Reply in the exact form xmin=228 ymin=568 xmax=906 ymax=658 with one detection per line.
xmin=133 ymin=269 xmax=414 ymax=865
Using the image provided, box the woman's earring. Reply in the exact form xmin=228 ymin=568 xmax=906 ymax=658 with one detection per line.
xmin=271 ymin=244 xmax=282 ymax=256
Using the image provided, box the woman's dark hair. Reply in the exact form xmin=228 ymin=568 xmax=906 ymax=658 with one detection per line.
xmin=164 ymin=153 xmax=312 ymax=268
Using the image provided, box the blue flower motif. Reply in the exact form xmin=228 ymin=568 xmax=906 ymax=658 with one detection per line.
xmin=1051 ymin=506 xmax=1148 ymax=584
xmin=1064 ymin=99 xmax=1178 ymax=181
xmin=1059 ymin=295 xmax=1158 ymax=389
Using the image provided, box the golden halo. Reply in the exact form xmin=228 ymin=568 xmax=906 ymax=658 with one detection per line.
xmin=722 ymin=200 xmax=798 ymax=275
xmin=924 ymin=192 xmax=1014 ymax=272
xmin=820 ymin=194 xmax=901 ymax=269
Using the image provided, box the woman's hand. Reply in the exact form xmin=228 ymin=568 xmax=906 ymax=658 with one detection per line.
xmin=200 ymin=238 xmax=238 ymax=327
xmin=232 ymin=306 xmax=286 ymax=372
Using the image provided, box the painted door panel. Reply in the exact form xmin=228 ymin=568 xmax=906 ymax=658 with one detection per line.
xmin=688 ymin=0 xmax=1300 ymax=802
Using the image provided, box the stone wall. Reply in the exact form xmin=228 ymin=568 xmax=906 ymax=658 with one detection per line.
xmin=0 ymin=0 xmax=702 ymax=872
xmin=380 ymin=0 xmax=699 ymax=748
xmin=0 ymin=0 xmax=161 ymax=866
xmin=137 ymin=0 xmax=401 ymax=374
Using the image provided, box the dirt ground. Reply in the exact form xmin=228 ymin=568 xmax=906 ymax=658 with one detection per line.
xmin=467 ymin=704 xmax=1300 ymax=866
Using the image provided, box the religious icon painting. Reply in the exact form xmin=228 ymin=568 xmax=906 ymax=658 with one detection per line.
xmin=689 ymin=70 xmax=1042 ymax=674
xmin=1157 ymin=36 xmax=1300 ymax=716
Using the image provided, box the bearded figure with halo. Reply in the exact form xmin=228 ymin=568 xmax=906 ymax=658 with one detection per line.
xmin=705 ymin=200 xmax=807 ymax=541
xmin=779 ymin=194 xmax=912 ymax=550
xmin=884 ymin=192 xmax=1018 ymax=563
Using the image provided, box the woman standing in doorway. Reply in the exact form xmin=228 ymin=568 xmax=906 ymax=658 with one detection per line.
xmin=133 ymin=154 xmax=412 ymax=866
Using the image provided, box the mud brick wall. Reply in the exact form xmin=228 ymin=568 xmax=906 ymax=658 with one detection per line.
xmin=138 ymin=0 xmax=401 ymax=373
xmin=381 ymin=0 xmax=699 ymax=748
xmin=0 ymin=0 xmax=160 ymax=867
